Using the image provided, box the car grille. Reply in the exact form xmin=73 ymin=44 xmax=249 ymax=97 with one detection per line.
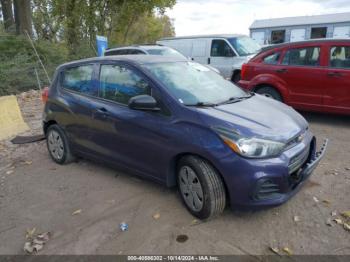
xmin=288 ymin=146 xmax=310 ymax=175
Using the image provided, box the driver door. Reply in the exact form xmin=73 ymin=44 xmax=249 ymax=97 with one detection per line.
xmin=209 ymin=39 xmax=235 ymax=78
xmin=88 ymin=62 xmax=171 ymax=180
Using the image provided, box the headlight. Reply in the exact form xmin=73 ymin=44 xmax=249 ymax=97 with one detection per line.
xmin=214 ymin=127 xmax=286 ymax=158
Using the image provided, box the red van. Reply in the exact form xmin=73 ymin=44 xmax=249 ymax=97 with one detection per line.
xmin=239 ymin=39 xmax=350 ymax=115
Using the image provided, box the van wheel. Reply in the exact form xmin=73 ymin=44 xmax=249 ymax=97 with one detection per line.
xmin=177 ymin=156 xmax=226 ymax=219
xmin=256 ymin=86 xmax=283 ymax=102
xmin=46 ymin=124 xmax=75 ymax=164
xmin=232 ymin=72 xmax=241 ymax=83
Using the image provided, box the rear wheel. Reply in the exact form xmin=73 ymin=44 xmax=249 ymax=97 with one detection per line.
xmin=256 ymin=86 xmax=283 ymax=102
xmin=46 ymin=124 xmax=75 ymax=164
xmin=177 ymin=156 xmax=226 ymax=219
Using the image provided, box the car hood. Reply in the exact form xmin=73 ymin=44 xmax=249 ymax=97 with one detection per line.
xmin=196 ymin=94 xmax=308 ymax=142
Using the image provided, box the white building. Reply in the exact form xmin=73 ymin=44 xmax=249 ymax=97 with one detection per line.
xmin=250 ymin=12 xmax=350 ymax=45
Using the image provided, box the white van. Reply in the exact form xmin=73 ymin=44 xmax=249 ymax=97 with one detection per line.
xmin=157 ymin=34 xmax=261 ymax=82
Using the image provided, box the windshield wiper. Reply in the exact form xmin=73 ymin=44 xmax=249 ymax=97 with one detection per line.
xmin=185 ymin=101 xmax=217 ymax=107
xmin=217 ymin=93 xmax=254 ymax=106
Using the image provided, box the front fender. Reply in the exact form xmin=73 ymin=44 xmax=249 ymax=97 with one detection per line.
xmin=248 ymin=74 xmax=290 ymax=103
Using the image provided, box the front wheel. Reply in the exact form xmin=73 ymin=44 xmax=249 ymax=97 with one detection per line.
xmin=177 ymin=156 xmax=226 ymax=219
xmin=256 ymin=86 xmax=283 ymax=102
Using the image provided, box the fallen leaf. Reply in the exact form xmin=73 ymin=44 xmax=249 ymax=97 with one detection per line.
xmin=152 ymin=213 xmax=160 ymax=220
xmin=6 ymin=170 xmax=14 ymax=175
xmin=24 ymin=242 xmax=34 ymax=253
xmin=24 ymin=161 xmax=32 ymax=165
xmin=344 ymin=223 xmax=350 ymax=231
xmin=331 ymin=211 xmax=337 ymax=217
xmin=282 ymin=247 xmax=293 ymax=256
xmin=191 ymin=219 xmax=199 ymax=225
xmin=341 ymin=211 xmax=350 ymax=219
xmin=322 ymin=199 xmax=331 ymax=205
xmin=37 ymin=232 xmax=51 ymax=241
xmin=33 ymin=239 xmax=44 ymax=245
xmin=334 ymin=218 xmax=343 ymax=225
xmin=313 ymin=196 xmax=319 ymax=203
xmin=33 ymin=243 xmax=43 ymax=252
xmin=269 ymin=246 xmax=280 ymax=255
xmin=326 ymin=218 xmax=333 ymax=227
xmin=26 ymin=228 xmax=36 ymax=239
xmin=72 ymin=209 xmax=82 ymax=216
xmin=293 ymin=216 xmax=300 ymax=222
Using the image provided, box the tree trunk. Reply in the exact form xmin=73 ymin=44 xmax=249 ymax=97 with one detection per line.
xmin=13 ymin=0 xmax=33 ymax=36
xmin=65 ymin=0 xmax=79 ymax=58
xmin=0 ymin=0 xmax=15 ymax=32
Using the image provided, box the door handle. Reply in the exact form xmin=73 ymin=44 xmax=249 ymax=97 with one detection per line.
xmin=94 ymin=107 xmax=109 ymax=119
xmin=276 ymin=68 xmax=288 ymax=73
xmin=97 ymin=107 xmax=108 ymax=113
xmin=208 ymin=57 xmax=211 ymax=64
xmin=328 ymin=72 xmax=343 ymax=77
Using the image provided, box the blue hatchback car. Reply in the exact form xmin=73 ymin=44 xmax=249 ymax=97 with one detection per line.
xmin=43 ymin=55 xmax=327 ymax=219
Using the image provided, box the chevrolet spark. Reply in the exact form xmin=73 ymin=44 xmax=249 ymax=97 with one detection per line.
xmin=43 ymin=55 xmax=327 ymax=219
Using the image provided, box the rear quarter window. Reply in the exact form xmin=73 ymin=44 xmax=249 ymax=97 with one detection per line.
xmin=330 ymin=46 xmax=350 ymax=69
xmin=61 ymin=65 xmax=97 ymax=96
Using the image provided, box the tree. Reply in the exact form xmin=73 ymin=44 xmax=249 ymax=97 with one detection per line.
xmin=0 ymin=0 xmax=15 ymax=32
xmin=13 ymin=0 xmax=33 ymax=36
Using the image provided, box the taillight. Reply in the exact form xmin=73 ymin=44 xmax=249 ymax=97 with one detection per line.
xmin=41 ymin=87 xmax=49 ymax=103
xmin=241 ymin=63 xmax=248 ymax=80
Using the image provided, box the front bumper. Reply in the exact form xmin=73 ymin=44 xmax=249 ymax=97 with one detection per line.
xmin=218 ymin=133 xmax=328 ymax=209
xmin=237 ymin=80 xmax=251 ymax=90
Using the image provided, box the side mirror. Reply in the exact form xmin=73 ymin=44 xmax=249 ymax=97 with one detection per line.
xmin=128 ymin=95 xmax=160 ymax=111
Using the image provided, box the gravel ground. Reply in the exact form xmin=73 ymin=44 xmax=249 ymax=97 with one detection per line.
xmin=0 ymin=91 xmax=349 ymax=255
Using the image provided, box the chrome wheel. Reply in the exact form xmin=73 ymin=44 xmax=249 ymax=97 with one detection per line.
xmin=179 ymin=166 xmax=204 ymax=212
xmin=48 ymin=130 xmax=64 ymax=161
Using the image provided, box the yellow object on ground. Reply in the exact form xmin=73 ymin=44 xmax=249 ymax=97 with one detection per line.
xmin=0 ymin=95 xmax=29 ymax=140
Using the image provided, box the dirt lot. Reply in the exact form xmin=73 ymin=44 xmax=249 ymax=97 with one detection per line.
xmin=0 ymin=91 xmax=349 ymax=255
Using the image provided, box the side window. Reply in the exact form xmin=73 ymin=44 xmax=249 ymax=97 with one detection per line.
xmin=282 ymin=47 xmax=320 ymax=66
xmin=130 ymin=49 xmax=145 ymax=54
xmin=62 ymin=65 xmax=96 ymax=96
xmin=330 ymin=46 xmax=350 ymax=69
xmin=211 ymin=40 xmax=234 ymax=57
xmin=99 ymin=64 xmax=151 ymax=104
xmin=263 ymin=52 xmax=280 ymax=65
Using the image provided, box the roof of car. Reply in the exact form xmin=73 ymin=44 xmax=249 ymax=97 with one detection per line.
xmin=261 ymin=38 xmax=350 ymax=52
xmin=59 ymin=55 xmax=188 ymax=69
xmin=105 ymin=45 xmax=169 ymax=52
xmin=159 ymin=34 xmax=246 ymax=40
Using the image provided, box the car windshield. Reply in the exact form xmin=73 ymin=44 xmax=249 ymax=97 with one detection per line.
xmin=144 ymin=62 xmax=248 ymax=105
xmin=227 ymin=37 xmax=261 ymax=56
xmin=145 ymin=48 xmax=186 ymax=59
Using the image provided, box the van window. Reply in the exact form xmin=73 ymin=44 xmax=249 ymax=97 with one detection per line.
xmin=282 ymin=47 xmax=320 ymax=66
xmin=330 ymin=46 xmax=350 ymax=69
xmin=263 ymin=52 xmax=280 ymax=65
xmin=211 ymin=40 xmax=234 ymax=57
xmin=99 ymin=64 xmax=151 ymax=104
xmin=62 ymin=65 xmax=96 ymax=96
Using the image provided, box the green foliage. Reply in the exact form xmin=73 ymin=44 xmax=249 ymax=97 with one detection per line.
xmin=0 ymin=0 xmax=177 ymax=94
xmin=0 ymin=34 xmax=68 ymax=95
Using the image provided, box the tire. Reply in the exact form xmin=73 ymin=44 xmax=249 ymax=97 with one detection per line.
xmin=232 ymin=72 xmax=241 ymax=84
xmin=256 ymin=86 xmax=283 ymax=102
xmin=177 ymin=155 xmax=226 ymax=219
xmin=46 ymin=124 xmax=75 ymax=164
